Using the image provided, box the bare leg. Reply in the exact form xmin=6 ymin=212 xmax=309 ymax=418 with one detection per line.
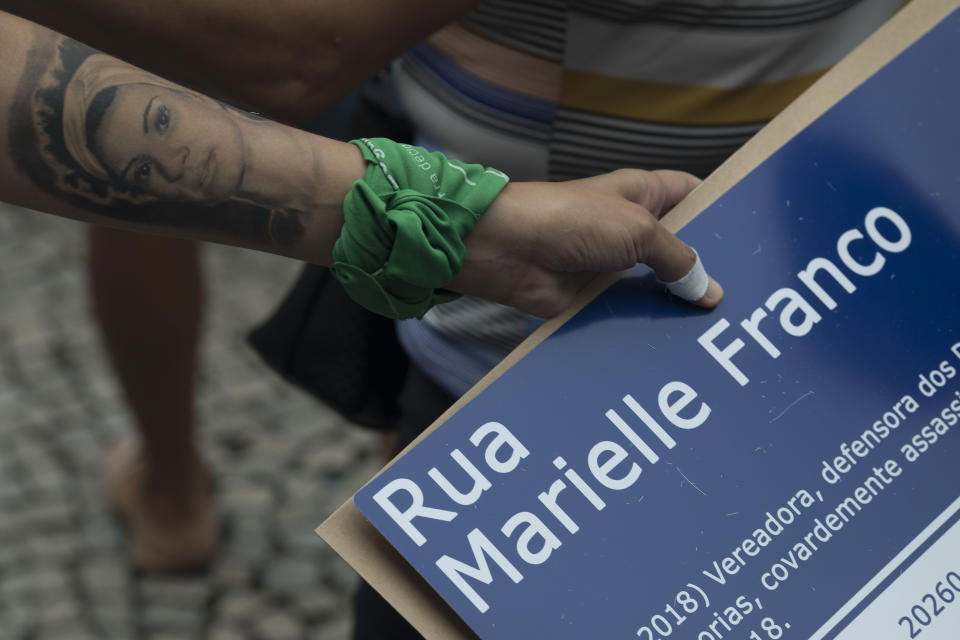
xmin=88 ymin=225 xmax=216 ymax=571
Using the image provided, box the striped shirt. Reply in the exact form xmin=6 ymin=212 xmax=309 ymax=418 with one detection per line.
xmin=396 ymin=0 xmax=904 ymax=396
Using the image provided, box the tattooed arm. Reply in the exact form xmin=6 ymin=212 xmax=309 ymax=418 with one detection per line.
xmin=1 ymin=12 xmax=365 ymax=264
xmin=0 ymin=13 xmax=721 ymax=315
xmin=1 ymin=0 xmax=481 ymax=123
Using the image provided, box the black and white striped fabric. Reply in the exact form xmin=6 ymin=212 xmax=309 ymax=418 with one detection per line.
xmin=396 ymin=0 xmax=904 ymax=391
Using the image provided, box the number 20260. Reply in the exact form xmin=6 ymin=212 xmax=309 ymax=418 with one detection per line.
xmin=898 ymin=570 xmax=960 ymax=638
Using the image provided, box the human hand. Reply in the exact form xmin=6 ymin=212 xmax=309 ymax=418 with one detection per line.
xmin=448 ymin=169 xmax=724 ymax=317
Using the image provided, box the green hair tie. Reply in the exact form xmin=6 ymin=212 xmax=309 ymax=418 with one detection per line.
xmin=333 ymin=138 xmax=509 ymax=319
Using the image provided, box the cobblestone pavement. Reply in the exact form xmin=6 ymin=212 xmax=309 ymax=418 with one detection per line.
xmin=0 ymin=204 xmax=384 ymax=639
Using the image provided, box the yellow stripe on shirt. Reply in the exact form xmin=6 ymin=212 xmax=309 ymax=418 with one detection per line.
xmin=559 ymin=69 xmax=827 ymax=125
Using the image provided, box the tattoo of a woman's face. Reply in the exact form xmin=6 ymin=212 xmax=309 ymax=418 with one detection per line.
xmin=9 ymin=33 xmax=304 ymax=248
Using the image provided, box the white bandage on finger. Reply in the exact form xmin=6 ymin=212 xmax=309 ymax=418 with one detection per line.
xmin=658 ymin=248 xmax=709 ymax=302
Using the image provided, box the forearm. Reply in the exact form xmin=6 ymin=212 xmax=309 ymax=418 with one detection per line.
xmin=0 ymin=12 xmax=363 ymax=264
xmin=0 ymin=12 xmax=721 ymax=319
xmin=1 ymin=0 xmax=480 ymax=123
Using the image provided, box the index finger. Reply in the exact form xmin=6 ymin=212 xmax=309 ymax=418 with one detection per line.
xmin=639 ymin=219 xmax=724 ymax=309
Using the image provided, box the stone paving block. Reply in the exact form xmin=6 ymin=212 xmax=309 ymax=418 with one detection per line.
xmin=273 ymin=518 xmax=327 ymax=556
xmin=18 ymin=501 xmax=78 ymax=533
xmin=0 ymin=605 xmax=34 ymax=640
xmin=51 ymin=427 xmax=107 ymax=466
xmin=89 ymin=603 xmax=136 ymax=640
xmin=219 ymin=518 xmax=272 ymax=565
xmin=255 ymin=608 xmax=302 ymax=640
xmin=293 ymin=588 xmax=343 ymax=621
xmin=74 ymin=479 xmax=115 ymax=517
xmin=210 ymin=561 xmax=254 ymax=587
xmin=91 ymin=413 xmax=132 ymax=443
xmin=219 ymin=478 xmax=276 ymax=513
xmin=138 ymin=575 xmax=210 ymax=604
xmin=262 ymin=555 xmax=324 ymax=596
xmin=224 ymin=455 xmax=285 ymax=486
xmin=300 ymin=443 xmax=365 ymax=477
xmin=208 ymin=628 xmax=248 ymax=640
xmin=1 ymin=565 xmax=71 ymax=607
xmin=36 ymin=623 xmax=99 ymax=640
xmin=79 ymin=520 xmax=125 ymax=555
xmin=267 ymin=401 xmax=344 ymax=434
xmin=25 ymin=531 xmax=82 ymax=564
xmin=308 ymin=617 xmax=353 ymax=640
xmin=211 ymin=590 xmax=265 ymax=627
xmin=20 ymin=467 xmax=73 ymax=499
xmin=83 ymin=373 xmax=123 ymax=405
xmin=79 ymin=556 xmax=129 ymax=593
xmin=140 ymin=602 xmax=205 ymax=632
xmin=0 ymin=476 xmax=23 ymax=503
xmin=36 ymin=598 xmax=83 ymax=627
xmin=138 ymin=579 xmax=210 ymax=633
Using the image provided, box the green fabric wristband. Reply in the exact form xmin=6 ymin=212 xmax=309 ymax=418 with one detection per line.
xmin=333 ymin=138 xmax=510 ymax=320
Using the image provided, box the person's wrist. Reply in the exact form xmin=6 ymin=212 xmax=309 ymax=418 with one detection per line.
xmin=331 ymin=138 xmax=510 ymax=319
xmin=469 ymin=181 xmax=554 ymax=256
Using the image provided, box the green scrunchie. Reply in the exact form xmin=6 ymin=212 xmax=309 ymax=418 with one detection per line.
xmin=333 ymin=138 xmax=509 ymax=319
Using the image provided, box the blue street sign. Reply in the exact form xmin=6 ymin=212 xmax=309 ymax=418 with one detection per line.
xmin=356 ymin=10 xmax=960 ymax=639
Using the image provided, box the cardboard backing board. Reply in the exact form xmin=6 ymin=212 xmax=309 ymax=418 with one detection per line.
xmin=318 ymin=1 xmax=960 ymax=637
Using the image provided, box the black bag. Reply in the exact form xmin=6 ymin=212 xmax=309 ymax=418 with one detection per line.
xmin=246 ymin=265 xmax=409 ymax=431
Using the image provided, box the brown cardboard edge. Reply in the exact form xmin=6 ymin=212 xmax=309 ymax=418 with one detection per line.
xmin=317 ymin=2 xmax=958 ymax=637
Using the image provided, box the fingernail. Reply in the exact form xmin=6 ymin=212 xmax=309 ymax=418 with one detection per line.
xmin=696 ymin=276 xmax=724 ymax=307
